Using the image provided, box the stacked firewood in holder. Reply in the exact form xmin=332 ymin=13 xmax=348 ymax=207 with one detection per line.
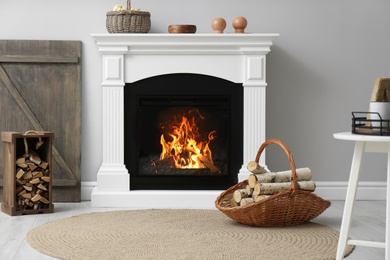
xmin=1 ymin=131 xmax=54 ymax=216
xmin=232 ymin=161 xmax=316 ymax=207
xmin=15 ymin=155 xmax=51 ymax=211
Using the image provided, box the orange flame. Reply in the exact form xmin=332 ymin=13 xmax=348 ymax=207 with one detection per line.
xmin=160 ymin=112 xmax=218 ymax=171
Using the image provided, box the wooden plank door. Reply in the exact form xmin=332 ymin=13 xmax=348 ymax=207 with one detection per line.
xmin=0 ymin=40 xmax=81 ymax=202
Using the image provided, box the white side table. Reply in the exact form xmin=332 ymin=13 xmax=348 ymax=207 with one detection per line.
xmin=334 ymin=132 xmax=390 ymax=260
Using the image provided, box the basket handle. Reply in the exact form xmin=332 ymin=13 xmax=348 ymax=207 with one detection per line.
xmin=127 ymin=0 xmax=131 ymax=10
xmin=254 ymin=139 xmax=299 ymax=191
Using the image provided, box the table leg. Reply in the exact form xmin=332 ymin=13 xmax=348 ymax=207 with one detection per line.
xmin=336 ymin=141 xmax=365 ymax=260
xmin=386 ymin=144 xmax=390 ymax=260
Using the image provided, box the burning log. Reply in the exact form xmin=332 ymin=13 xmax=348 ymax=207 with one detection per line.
xmin=199 ymin=155 xmax=220 ymax=173
xmin=159 ymin=111 xmax=219 ymax=172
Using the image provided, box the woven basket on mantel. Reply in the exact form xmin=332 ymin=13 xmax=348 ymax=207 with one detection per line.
xmin=106 ymin=0 xmax=151 ymax=33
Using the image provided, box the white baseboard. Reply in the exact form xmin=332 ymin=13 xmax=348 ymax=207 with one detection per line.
xmin=315 ymin=181 xmax=386 ymax=201
xmin=81 ymin=181 xmax=97 ymax=201
xmin=81 ymin=181 xmax=387 ymax=202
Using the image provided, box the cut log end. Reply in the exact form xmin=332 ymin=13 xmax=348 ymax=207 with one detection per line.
xmin=246 ymin=161 xmax=266 ymax=174
xmin=233 ymin=189 xmax=249 ymax=203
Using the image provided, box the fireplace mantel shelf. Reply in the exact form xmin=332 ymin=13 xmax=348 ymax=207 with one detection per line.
xmin=92 ymin=33 xmax=279 ymax=55
xmin=91 ymin=33 xmax=278 ymax=209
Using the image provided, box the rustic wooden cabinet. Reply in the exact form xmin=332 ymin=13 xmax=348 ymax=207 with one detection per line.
xmin=0 ymin=40 xmax=81 ymax=202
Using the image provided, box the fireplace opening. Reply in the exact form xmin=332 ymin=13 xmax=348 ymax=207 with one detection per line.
xmin=124 ymin=73 xmax=243 ymax=190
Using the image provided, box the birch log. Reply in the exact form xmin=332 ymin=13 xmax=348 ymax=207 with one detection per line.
xmin=254 ymin=195 xmax=270 ymax=202
xmin=248 ymin=167 xmax=312 ymax=188
xmin=253 ymin=180 xmax=316 ymax=196
xmin=245 ymin=185 xmax=253 ymax=196
xmin=248 ymin=172 xmax=275 ymax=188
xmin=231 ymin=198 xmax=238 ymax=207
xmin=240 ymin=197 xmax=254 ymax=206
xmin=274 ymin=168 xmax=312 ymax=183
xmin=233 ymin=189 xmax=249 ymax=203
xmin=246 ymin=161 xmax=266 ymax=174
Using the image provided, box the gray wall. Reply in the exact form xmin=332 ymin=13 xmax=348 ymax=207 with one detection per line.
xmin=1 ymin=0 xmax=389 ymax=183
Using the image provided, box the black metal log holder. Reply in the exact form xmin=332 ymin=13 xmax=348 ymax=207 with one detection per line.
xmin=352 ymin=112 xmax=390 ymax=135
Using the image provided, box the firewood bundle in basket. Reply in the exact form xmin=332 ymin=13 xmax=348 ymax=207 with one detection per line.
xmin=215 ymin=139 xmax=331 ymax=227
xmin=233 ymin=165 xmax=316 ymax=207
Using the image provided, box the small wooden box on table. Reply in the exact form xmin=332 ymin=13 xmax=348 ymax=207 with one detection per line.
xmin=1 ymin=131 xmax=54 ymax=216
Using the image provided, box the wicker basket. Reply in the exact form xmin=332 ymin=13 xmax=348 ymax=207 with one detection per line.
xmin=215 ymin=139 xmax=331 ymax=227
xmin=106 ymin=0 xmax=151 ymax=33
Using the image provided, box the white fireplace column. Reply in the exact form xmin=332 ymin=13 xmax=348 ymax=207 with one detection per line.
xmin=97 ymin=51 xmax=129 ymax=191
xmin=91 ymin=34 xmax=278 ymax=208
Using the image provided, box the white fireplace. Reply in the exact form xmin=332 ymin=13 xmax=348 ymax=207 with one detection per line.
xmin=91 ymin=33 xmax=278 ymax=208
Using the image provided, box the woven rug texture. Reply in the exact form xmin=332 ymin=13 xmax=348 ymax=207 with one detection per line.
xmin=27 ymin=209 xmax=354 ymax=260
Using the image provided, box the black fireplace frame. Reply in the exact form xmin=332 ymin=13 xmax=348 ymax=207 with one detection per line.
xmin=124 ymin=73 xmax=243 ymax=190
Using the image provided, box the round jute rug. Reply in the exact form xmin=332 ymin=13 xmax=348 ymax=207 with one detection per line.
xmin=27 ymin=209 xmax=353 ymax=260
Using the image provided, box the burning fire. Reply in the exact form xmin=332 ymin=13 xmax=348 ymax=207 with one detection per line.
xmin=159 ymin=110 xmax=219 ymax=172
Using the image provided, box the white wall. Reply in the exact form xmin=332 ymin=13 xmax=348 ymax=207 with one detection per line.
xmin=1 ymin=0 xmax=389 ymax=184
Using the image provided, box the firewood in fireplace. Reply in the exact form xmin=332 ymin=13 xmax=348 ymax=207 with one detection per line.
xmin=140 ymin=155 xmax=222 ymax=175
xmin=156 ymin=156 xmax=176 ymax=168
xmin=199 ymin=155 xmax=220 ymax=173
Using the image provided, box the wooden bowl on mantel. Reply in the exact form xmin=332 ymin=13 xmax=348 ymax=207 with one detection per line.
xmin=168 ymin=24 xmax=197 ymax=34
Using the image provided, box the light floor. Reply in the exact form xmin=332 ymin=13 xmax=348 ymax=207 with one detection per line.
xmin=0 ymin=200 xmax=386 ymax=260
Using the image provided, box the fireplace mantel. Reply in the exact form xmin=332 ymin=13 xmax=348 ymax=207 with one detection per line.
xmin=91 ymin=33 xmax=278 ymax=208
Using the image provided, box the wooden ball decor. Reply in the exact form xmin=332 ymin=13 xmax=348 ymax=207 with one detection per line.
xmin=232 ymin=16 xmax=247 ymax=33
xmin=211 ymin=18 xmax=227 ymax=33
